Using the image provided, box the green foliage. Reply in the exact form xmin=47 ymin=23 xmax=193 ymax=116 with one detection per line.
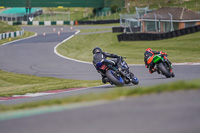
xmin=111 ymin=5 xmax=118 ymax=13
xmin=92 ymin=8 xmax=97 ymax=15
xmin=0 ymin=21 xmax=21 ymax=33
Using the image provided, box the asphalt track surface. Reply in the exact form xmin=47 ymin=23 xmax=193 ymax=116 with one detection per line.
xmin=0 ymin=26 xmax=200 ymax=133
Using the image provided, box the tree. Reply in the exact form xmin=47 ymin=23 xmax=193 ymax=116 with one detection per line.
xmin=156 ymin=0 xmax=161 ymax=8
xmin=92 ymin=8 xmax=97 ymax=16
xmin=147 ymin=0 xmax=150 ymax=7
xmin=179 ymin=0 xmax=183 ymax=4
xmin=125 ymin=0 xmax=130 ymax=13
xmin=111 ymin=5 xmax=118 ymax=13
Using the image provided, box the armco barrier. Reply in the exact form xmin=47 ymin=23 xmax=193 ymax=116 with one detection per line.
xmin=112 ymin=27 xmax=125 ymax=33
xmin=195 ymin=25 xmax=200 ymax=31
xmin=190 ymin=26 xmax=196 ymax=33
xmin=175 ymin=30 xmax=181 ymax=37
xmin=117 ymin=25 xmax=200 ymax=42
xmin=8 ymin=21 xmax=74 ymax=26
xmin=180 ymin=28 xmax=186 ymax=35
xmin=8 ymin=19 xmax=119 ymax=26
xmin=0 ymin=29 xmax=24 ymax=40
xmin=112 ymin=26 xmax=140 ymax=33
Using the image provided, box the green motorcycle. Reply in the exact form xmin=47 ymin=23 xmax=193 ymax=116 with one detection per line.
xmin=153 ymin=54 xmax=175 ymax=78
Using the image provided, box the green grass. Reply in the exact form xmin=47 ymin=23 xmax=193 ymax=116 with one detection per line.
xmin=130 ymin=0 xmax=200 ymax=12
xmin=0 ymin=20 xmax=35 ymax=45
xmin=79 ymin=28 xmax=112 ymax=33
xmin=35 ymin=7 xmax=94 ymax=21
xmin=0 ymin=79 xmax=200 ymax=112
xmin=57 ymin=31 xmax=200 ymax=64
xmin=42 ymin=7 xmax=94 ymax=12
xmin=0 ymin=21 xmax=21 ymax=33
xmin=0 ymin=70 xmax=102 ymax=97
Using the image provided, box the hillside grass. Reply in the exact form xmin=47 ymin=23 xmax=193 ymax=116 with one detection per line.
xmin=0 ymin=21 xmax=21 ymax=33
xmin=79 ymin=28 xmax=112 ymax=33
xmin=57 ymin=30 xmax=200 ymax=64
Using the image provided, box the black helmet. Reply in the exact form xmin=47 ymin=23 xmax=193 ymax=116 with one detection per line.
xmin=93 ymin=47 xmax=102 ymax=54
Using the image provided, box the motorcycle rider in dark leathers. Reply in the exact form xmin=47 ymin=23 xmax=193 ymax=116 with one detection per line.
xmin=92 ymin=47 xmax=121 ymax=84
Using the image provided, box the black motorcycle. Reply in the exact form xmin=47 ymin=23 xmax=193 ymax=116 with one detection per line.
xmin=96 ymin=57 xmax=139 ymax=87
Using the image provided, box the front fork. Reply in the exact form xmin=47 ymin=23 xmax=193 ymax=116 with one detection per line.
xmin=164 ymin=59 xmax=174 ymax=75
xmin=117 ymin=68 xmax=133 ymax=83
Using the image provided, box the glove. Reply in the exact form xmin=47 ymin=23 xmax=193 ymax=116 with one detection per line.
xmin=160 ymin=51 xmax=167 ymax=55
xmin=118 ymin=56 xmax=123 ymax=60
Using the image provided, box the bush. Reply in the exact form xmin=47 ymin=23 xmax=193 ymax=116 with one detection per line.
xmin=111 ymin=5 xmax=118 ymax=13
xmin=92 ymin=8 xmax=97 ymax=15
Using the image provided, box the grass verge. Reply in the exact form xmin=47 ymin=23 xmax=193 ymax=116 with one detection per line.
xmin=0 ymin=70 xmax=102 ymax=97
xmin=57 ymin=31 xmax=200 ymax=64
xmin=0 ymin=79 xmax=200 ymax=112
xmin=79 ymin=28 xmax=112 ymax=33
xmin=0 ymin=31 xmax=35 ymax=45
xmin=0 ymin=21 xmax=35 ymax=45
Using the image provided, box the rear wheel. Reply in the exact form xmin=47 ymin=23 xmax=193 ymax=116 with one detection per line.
xmin=106 ymin=70 xmax=124 ymax=87
xmin=158 ymin=63 xmax=171 ymax=78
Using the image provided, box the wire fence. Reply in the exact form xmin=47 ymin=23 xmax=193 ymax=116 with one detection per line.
xmin=0 ymin=10 xmax=120 ymax=22
xmin=120 ymin=13 xmax=178 ymax=33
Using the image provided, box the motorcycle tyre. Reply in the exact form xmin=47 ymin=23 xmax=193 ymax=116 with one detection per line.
xmin=132 ymin=79 xmax=139 ymax=85
xmin=106 ymin=70 xmax=124 ymax=87
xmin=158 ymin=63 xmax=171 ymax=78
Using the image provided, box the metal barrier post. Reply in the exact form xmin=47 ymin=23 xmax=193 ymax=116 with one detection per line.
xmin=168 ymin=13 xmax=174 ymax=31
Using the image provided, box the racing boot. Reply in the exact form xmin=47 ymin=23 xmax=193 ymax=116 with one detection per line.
xmin=154 ymin=66 xmax=160 ymax=74
xmin=170 ymin=69 xmax=175 ymax=77
xmin=171 ymin=72 xmax=175 ymax=77
xmin=102 ymin=77 xmax=109 ymax=84
xmin=149 ymin=68 xmax=156 ymax=74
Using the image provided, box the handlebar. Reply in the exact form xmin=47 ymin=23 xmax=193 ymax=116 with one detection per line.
xmin=120 ymin=56 xmax=126 ymax=59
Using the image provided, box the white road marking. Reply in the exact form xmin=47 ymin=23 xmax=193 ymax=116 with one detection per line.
xmin=54 ymin=30 xmax=92 ymax=64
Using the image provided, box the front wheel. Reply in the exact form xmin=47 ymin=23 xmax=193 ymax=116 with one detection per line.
xmin=132 ymin=76 xmax=139 ymax=85
xmin=106 ymin=70 xmax=124 ymax=87
xmin=130 ymin=72 xmax=139 ymax=85
xmin=158 ymin=63 xmax=171 ymax=78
